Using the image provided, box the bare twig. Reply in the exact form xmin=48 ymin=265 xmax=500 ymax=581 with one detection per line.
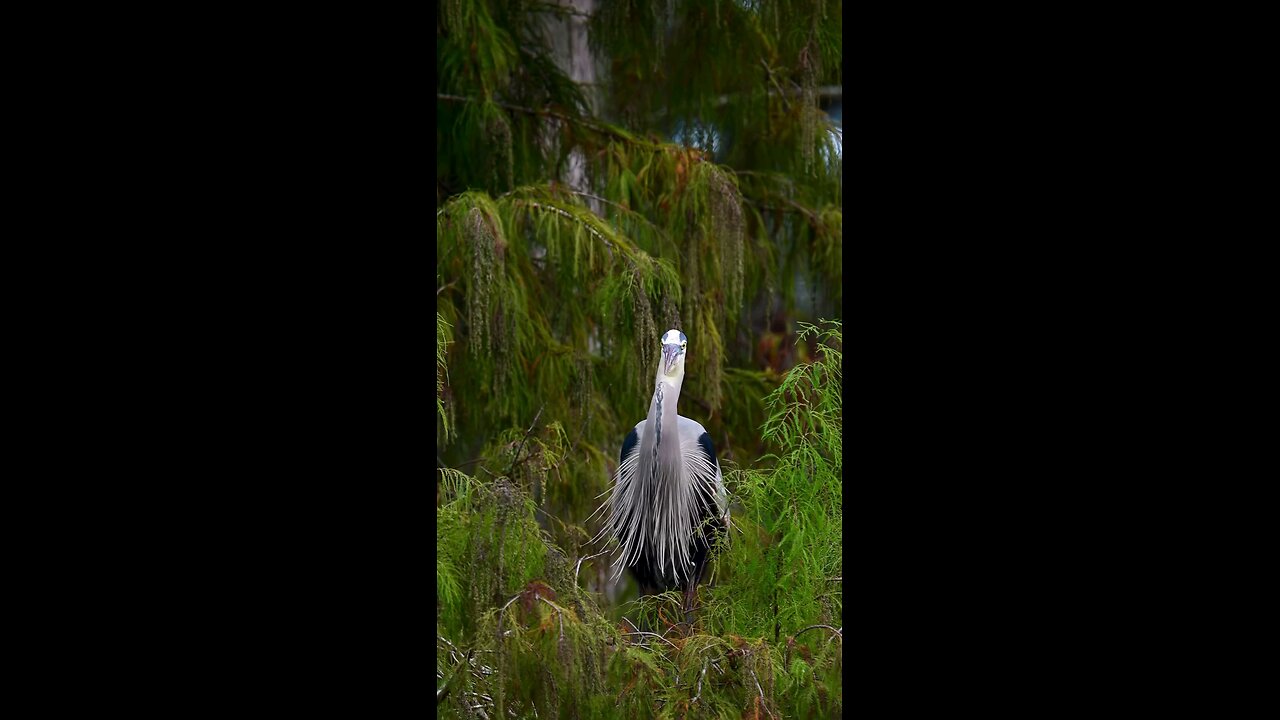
xmin=538 ymin=596 xmax=565 ymax=640
xmin=534 ymin=504 xmax=573 ymax=535
xmin=622 ymin=631 xmax=679 ymax=650
xmin=794 ymin=624 xmax=842 ymax=641
xmin=437 ymin=280 xmax=457 ymax=296
xmin=781 ymin=197 xmax=823 ymax=224
xmin=439 ymin=634 xmax=461 ymax=658
xmin=828 ymin=576 xmax=842 ymax=582
xmin=438 ymin=93 xmax=577 ymax=123
xmin=505 ymin=403 xmax=545 ymax=478
xmin=569 ymin=190 xmax=625 ymax=212
xmin=436 ymin=649 xmax=474 ymax=705
xmin=760 ymin=59 xmax=793 ymax=112
xmin=496 ymin=593 xmax=523 ymax=640
xmin=691 ymin=660 xmax=709 ymax=704
xmin=574 ymin=547 xmax=613 ymax=584
xmin=748 ymin=665 xmax=775 ymax=719
xmin=436 ymin=93 xmax=646 ymax=145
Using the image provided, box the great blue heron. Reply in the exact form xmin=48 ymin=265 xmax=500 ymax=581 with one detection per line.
xmin=593 ymin=328 xmax=730 ymax=622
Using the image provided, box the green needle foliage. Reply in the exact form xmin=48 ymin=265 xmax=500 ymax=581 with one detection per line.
xmin=438 ymin=0 xmax=841 ymax=533
xmin=438 ymin=1 xmax=842 ymax=715
xmin=437 ymin=321 xmax=842 ymax=719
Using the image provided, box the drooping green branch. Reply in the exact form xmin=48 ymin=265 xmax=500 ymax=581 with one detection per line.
xmin=437 ymin=319 xmax=843 ymax=719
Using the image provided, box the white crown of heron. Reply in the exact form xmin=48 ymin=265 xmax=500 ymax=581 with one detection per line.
xmin=659 ymin=329 xmax=687 ymax=379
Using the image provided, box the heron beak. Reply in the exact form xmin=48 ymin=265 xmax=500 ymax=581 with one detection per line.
xmin=662 ymin=344 xmax=681 ymax=376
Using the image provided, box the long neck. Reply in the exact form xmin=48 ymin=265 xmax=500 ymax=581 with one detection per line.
xmin=646 ymin=375 xmax=682 ymax=451
xmin=636 ymin=373 xmax=696 ymax=586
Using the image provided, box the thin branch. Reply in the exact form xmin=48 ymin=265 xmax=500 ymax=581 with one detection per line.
xmin=438 ymin=93 xmax=575 ymax=123
xmin=568 ymin=190 xmax=623 ymax=211
xmin=438 ymin=634 xmax=462 ymax=656
xmin=794 ymin=624 xmax=842 ymax=641
xmin=691 ymin=660 xmax=709 ymax=704
xmin=760 ymin=59 xmax=793 ymax=112
xmin=437 ymin=280 xmax=458 ymax=296
xmin=748 ymin=664 xmax=775 ymax=720
xmin=538 ymin=596 xmax=565 ymax=641
xmin=534 ymin=504 xmax=572 ymax=534
xmin=566 ymin=191 xmax=668 ymax=240
xmin=436 ymin=93 xmax=647 ymax=145
xmin=647 ymin=64 xmax=838 ymax=119
xmin=496 ymin=593 xmax=522 ymax=640
xmin=574 ymin=547 xmax=613 ymax=584
xmin=436 ymin=648 xmax=474 ymax=706
xmin=622 ymin=631 xmax=679 ymax=650
xmin=784 ymin=197 xmax=825 ymax=224
xmin=704 ymin=83 xmax=841 ymax=109
xmin=514 ymin=200 xmax=619 ymax=254
xmin=505 ymin=403 xmax=546 ymax=478
xmin=733 ymin=170 xmax=797 ymax=182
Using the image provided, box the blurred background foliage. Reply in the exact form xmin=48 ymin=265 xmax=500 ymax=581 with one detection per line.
xmin=438 ymin=1 xmax=841 ymax=716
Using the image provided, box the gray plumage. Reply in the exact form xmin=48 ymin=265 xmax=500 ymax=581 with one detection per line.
xmin=591 ymin=329 xmax=729 ymax=599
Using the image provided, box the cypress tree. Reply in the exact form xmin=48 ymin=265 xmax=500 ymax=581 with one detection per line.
xmin=438 ymin=2 xmax=841 ymax=716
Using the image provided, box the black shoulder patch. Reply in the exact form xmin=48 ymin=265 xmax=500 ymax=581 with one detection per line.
xmin=696 ymin=432 xmax=717 ymax=466
xmin=620 ymin=427 xmax=639 ymax=463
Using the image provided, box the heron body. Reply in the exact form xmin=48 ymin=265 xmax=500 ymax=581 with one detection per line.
xmin=597 ymin=329 xmax=729 ymax=613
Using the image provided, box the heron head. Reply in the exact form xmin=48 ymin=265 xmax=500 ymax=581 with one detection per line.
xmin=660 ymin=329 xmax=687 ymax=379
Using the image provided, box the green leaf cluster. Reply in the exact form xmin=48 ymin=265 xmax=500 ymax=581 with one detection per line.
xmin=437 ymin=322 xmax=843 ymax=719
